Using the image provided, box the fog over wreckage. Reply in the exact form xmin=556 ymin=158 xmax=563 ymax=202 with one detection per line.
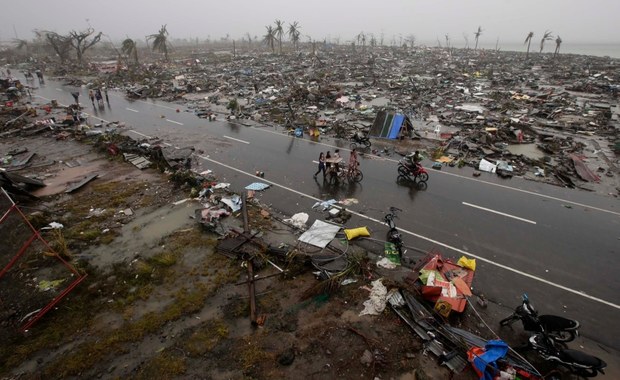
xmin=1 ymin=0 xmax=619 ymax=56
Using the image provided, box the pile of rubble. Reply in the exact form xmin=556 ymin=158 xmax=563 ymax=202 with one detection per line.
xmin=58 ymin=46 xmax=617 ymax=194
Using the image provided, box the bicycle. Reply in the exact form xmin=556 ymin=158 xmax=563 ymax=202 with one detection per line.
xmin=327 ymin=163 xmax=363 ymax=184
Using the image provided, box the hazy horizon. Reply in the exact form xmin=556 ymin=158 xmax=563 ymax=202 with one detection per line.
xmin=1 ymin=0 xmax=619 ymax=47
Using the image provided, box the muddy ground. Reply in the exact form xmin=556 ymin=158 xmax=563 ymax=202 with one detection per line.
xmin=1 ymin=113 xmax=618 ymax=380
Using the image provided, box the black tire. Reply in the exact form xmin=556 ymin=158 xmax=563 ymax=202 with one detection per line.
xmin=416 ymin=181 xmax=428 ymax=190
xmin=397 ymin=175 xmax=408 ymax=184
xmin=350 ymin=142 xmax=358 ymax=150
xmin=398 ymin=166 xmax=409 ymax=176
xmin=500 ymin=315 xmax=518 ymax=327
xmin=574 ymin=368 xmax=598 ymax=378
xmin=549 ymin=330 xmax=576 ymax=343
xmin=352 ymin=170 xmax=363 ymax=183
xmin=363 ymin=139 xmax=371 ymax=148
xmin=418 ymin=172 xmax=429 ymax=182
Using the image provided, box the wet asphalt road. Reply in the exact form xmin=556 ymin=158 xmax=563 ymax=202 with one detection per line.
xmin=29 ymin=78 xmax=619 ymax=349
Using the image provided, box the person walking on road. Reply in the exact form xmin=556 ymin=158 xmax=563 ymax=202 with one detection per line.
xmin=314 ymin=152 xmax=326 ymax=179
xmin=103 ymin=87 xmax=109 ymax=104
xmin=348 ymin=148 xmax=359 ymax=175
xmin=88 ymin=89 xmax=95 ymax=105
xmin=95 ymin=89 xmax=103 ymax=106
xmin=71 ymin=91 xmax=80 ymax=105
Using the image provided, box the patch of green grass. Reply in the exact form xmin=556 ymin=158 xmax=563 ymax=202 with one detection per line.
xmin=183 ymin=318 xmax=229 ymax=357
xmin=151 ymin=252 xmax=177 ymax=267
xmin=238 ymin=334 xmax=273 ymax=374
xmin=133 ymin=352 xmax=187 ymax=380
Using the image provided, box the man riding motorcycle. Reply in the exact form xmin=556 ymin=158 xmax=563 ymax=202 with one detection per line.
xmin=405 ymin=151 xmax=422 ymax=174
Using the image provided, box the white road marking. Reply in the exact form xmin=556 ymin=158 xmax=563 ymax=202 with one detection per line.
xmin=195 ymin=153 xmax=620 ymax=310
xmin=55 ymin=88 xmax=63 ymax=92
xmin=223 ymin=135 xmax=250 ymax=144
xmin=462 ymin=202 xmax=537 ymax=224
xmin=136 ymin=99 xmax=179 ymax=111
xmin=128 ymin=130 xmax=151 ymax=139
xmin=163 ymin=142 xmax=172 ymax=147
xmin=166 ymin=119 xmax=184 ymax=125
xmin=126 ymin=108 xmax=139 ymax=113
xmin=85 ymin=114 xmax=109 ymax=123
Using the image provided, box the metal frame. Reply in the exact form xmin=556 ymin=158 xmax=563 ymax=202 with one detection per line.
xmin=0 ymin=187 xmax=87 ymax=331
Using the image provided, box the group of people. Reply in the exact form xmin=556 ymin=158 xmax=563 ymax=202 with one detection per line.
xmin=88 ymin=88 xmax=109 ymax=107
xmin=313 ymin=148 xmax=359 ymax=179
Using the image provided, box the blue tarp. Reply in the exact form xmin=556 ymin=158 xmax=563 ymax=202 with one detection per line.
xmin=369 ymin=110 xmax=412 ymax=139
xmin=472 ymin=340 xmax=509 ymax=380
xmin=388 ymin=114 xmax=405 ymax=139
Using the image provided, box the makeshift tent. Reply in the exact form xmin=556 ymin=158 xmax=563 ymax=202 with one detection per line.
xmin=369 ymin=110 xmax=413 ymax=139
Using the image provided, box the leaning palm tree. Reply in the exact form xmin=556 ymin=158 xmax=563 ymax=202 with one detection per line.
xmin=554 ymin=36 xmax=562 ymax=57
xmin=474 ymin=26 xmax=483 ymax=50
xmin=148 ymin=25 xmax=170 ymax=61
xmin=288 ymin=21 xmax=301 ymax=51
xmin=274 ymin=19 xmax=285 ymax=54
xmin=121 ymin=38 xmax=139 ymax=65
xmin=13 ymin=38 xmax=29 ymax=53
xmin=524 ymin=31 xmax=534 ymax=58
xmin=539 ymin=30 xmax=553 ymax=53
xmin=263 ymin=25 xmax=276 ymax=53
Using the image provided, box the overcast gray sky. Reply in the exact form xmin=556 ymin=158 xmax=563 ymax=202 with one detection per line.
xmin=2 ymin=0 xmax=619 ymax=46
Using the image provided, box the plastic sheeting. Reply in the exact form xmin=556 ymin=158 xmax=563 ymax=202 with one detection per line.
xmin=245 ymin=182 xmax=270 ymax=191
xmin=478 ymin=159 xmax=497 ymax=173
xmin=297 ymin=220 xmax=341 ymax=248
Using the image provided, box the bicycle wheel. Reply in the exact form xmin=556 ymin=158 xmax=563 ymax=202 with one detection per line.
xmin=352 ymin=170 xmax=363 ymax=183
xmin=418 ymin=172 xmax=429 ymax=182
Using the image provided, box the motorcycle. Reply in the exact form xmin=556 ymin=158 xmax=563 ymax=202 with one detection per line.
xmin=528 ymin=333 xmax=606 ymax=378
xmin=500 ymin=294 xmax=579 ymax=342
xmin=397 ymin=159 xmax=429 ymax=183
xmin=384 ymin=207 xmax=404 ymax=256
xmin=349 ymin=132 xmax=371 ymax=150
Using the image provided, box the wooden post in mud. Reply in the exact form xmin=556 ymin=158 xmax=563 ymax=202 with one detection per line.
xmin=247 ymin=260 xmax=257 ymax=325
xmin=241 ymin=193 xmax=249 ymax=233
xmin=241 ymin=192 xmax=256 ymax=324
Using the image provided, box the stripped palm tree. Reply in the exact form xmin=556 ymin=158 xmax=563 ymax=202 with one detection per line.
xmin=474 ymin=26 xmax=483 ymax=50
xmin=121 ymin=38 xmax=139 ymax=65
xmin=245 ymin=32 xmax=253 ymax=49
xmin=263 ymin=25 xmax=276 ymax=53
xmin=539 ymin=30 xmax=553 ymax=53
xmin=524 ymin=31 xmax=534 ymax=58
xmin=288 ymin=21 xmax=301 ymax=51
xmin=148 ymin=25 xmax=170 ymax=61
xmin=554 ymin=36 xmax=562 ymax=57
xmin=274 ymin=19 xmax=285 ymax=54
xmin=13 ymin=38 xmax=29 ymax=53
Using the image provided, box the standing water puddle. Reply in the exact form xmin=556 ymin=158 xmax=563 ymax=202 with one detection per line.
xmin=85 ymin=199 xmax=200 ymax=268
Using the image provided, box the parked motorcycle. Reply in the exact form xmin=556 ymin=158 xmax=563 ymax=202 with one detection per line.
xmin=384 ymin=207 xmax=404 ymax=256
xmin=397 ymin=159 xmax=429 ymax=183
xmin=349 ymin=132 xmax=371 ymax=150
xmin=500 ymin=294 xmax=579 ymax=342
xmin=528 ymin=333 xmax=606 ymax=378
